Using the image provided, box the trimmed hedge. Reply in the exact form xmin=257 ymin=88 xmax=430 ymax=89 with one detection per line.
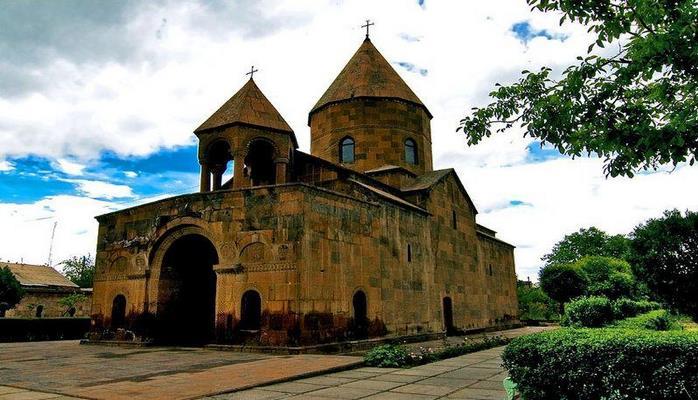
xmin=502 ymin=329 xmax=698 ymax=400
xmin=562 ymin=296 xmax=614 ymax=327
xmin=563 ymin=297 xmax=661 ymax=327
xmin=612 ymin=310 xmax=681 ymax=331
xmin=0 ymin=317 xmax=90 ymax=342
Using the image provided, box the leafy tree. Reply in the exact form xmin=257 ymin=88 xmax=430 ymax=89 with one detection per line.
xmin=539 ymin=263 xmax=588 ymax=312
xmin=517 ymin=280 xmax=559 ymax=320
xmin=58 ymin=293 xmax=88 ymax=317
xmin=630 ymin=209 xmax=698 ymax=319
xmin=0 ymin=266 xmax=24 ymax=317
xmin=542 ymin=227 xmax=630 ymax=266
xmin=60 ymin=255 xmax=95 ymax=288
xmin=459 ymin=0 xmax=698 ymax=177
xmin=573 ymin=256 xmax=637 ymax=299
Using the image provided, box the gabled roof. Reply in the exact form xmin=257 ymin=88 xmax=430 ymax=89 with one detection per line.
xmin=309 ymin=39 xmax=431 ymax=119
xmin=402 ymin=168 xmax=478 ymax=214
xmin=195 ymin=78 xmax=294 ymax=136
xmin=2 ymin=263 xmax=78 ymax=288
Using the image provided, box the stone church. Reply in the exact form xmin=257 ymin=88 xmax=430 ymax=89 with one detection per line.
xmin=91 ymin=36 xmax=518 ymax=345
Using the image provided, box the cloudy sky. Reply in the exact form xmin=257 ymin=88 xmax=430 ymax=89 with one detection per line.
xmin=1 ymin=0 xmax=696 ymax=280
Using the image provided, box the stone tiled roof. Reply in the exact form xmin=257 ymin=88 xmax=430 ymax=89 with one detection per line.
xmin=310 ymin=39 xmax=431 ymax=118
xmin=348 ymin=179 xmax=428 ymax=214
xmin=2 ymin=263 xmax=78 ymax=288
xmin=195 ymin=78 xmax=294 ymax=134
xmin=403 ymin=169 xmax=479 ymax=214
xmin=401 ymin=169 xmax=452 ymax=192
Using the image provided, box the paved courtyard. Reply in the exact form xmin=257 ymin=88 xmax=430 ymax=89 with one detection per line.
xmin=206 ymin=346 xmax=512 ymax=400
xmin=0 ymin=327 xmax=549 ymax=400
xmin=0 ymin=341 xmax=360 ymax=400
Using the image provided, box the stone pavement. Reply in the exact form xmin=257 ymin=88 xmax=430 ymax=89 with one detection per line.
xmin=205 ymin=346 xmax=512 ymax=400
xmin=0 ymin=341 xmax=360 ymax=400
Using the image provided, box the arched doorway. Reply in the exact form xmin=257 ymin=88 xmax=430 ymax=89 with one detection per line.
xmin=352 ymin=290 xmax=368 ymax=339
xmin=443 ymin=297 xmax=454 ymax=335
xmin=244 ymin=140 xmax=276 ymax=186
xmin=156 ymin=234 xmax=218 ymax=344
xmin=239 ymin=290 xmax=261 ymax=331
xmin=111 ymin=295 xmax=126 ymax=328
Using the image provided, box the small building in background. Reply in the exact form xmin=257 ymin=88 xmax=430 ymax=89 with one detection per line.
xmin=2 ymin=263 xmax=92 ymax=318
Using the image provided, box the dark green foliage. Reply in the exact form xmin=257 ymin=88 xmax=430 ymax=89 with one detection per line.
xmin=60 ymin=255 xmax=94 ymax=288
xmin=542 ymin=227 xmax=630 ymax=267
xmin=0 ymin=266 xmax=24 ymax=316
xmin=574 ymin=256 xmax=636 ymax=300
xmin=364 ymin=335 xmax=510 ymax=368
xmin=539 ymin=263 xmax=587 ymax=309
xmin=364 ymin=344 xmax=410 ymax=368
xmin=517 ymin=281 xmax=559 ymax=320
xmin=630 ymin=210 xmax=698 ymax=320
xmin=502 ymin=329 xmax=698 ymax=399
xmin=562 ymin=296 xmax=614 ymax=327
xmin=612 ymin=309 xmax=679 ymax=331
xmin=0 ymin=317 xmax=90 ymax=342
xmin=459 ymin=0 xmax=698 ymax=177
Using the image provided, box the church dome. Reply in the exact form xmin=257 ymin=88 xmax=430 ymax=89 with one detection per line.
xmin=309 ymin=38 xmax=431 ymax=120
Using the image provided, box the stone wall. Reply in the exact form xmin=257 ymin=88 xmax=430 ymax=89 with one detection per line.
xmin=7 ymin=288 xmax=91 ymax=318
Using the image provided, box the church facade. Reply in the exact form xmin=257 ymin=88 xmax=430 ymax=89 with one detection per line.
xmin=91 ymin=37 xmax=518 ymax=345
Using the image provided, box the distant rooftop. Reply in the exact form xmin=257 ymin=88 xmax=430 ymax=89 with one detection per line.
xmin=2 ymin=262 xmax=78 ymax=288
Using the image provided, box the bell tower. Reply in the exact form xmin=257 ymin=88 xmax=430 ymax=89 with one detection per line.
xmin=194 ymin=75 xmax=297 ymax=191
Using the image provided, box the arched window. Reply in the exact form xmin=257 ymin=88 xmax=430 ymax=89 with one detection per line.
xmin=352 ymin=290 xmax=368 ymax=338
xmin=407 ymin=244 xmax=412 ymax=262
xmin=340 ymin=137 xmax=355 ymax=163
xmin=35 ymin=305 xmax=44 ymax=318
xmin=240 ymin=290 xmax=262 ymax=330
xmin=111 ymin=295 xmax=126 ymax=328
xmin=405 ymin=139 xmax=417 ymax=165
xmin=443 ymin=297 xmax=454 ymax=334
xmin=452 ymin=210 xmax=458 ymax=229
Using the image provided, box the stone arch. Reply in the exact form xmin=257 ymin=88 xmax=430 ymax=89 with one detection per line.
xmin=151 ymin=229 xmax=219 ymax=344
xmin=149 ymin=223 xmax=218 ymax=269
xmin=243 ymin=137 xmax=279 ymax=186
xmin=239 ymin=242 xmax=267 ymax=263
xmin=404 ymin=137 xmax=418 ymax=165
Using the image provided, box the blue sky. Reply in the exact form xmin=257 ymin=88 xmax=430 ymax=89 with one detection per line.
xmin=1 ymin=0 xmax=696 ymax=281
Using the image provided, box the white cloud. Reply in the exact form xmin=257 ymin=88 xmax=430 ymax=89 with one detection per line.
xmin=0 ymin=196 xmax=118 ymax=267
xmin=0 ymin=0 xmax=695 ymax=280
xmin=69 ymin=179 xmax=134 ymax=199
xmin=123 ymin=171 xmax=138 ymax=178
xmin=0 ymin=160 xmax=14 ymax=171
xmin=54 ymin=158 xmax=86 ymax=175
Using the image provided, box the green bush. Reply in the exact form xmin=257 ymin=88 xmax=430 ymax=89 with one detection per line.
xmin=612 ymin=310 xmax=680 ymax=331
xmin=611 ymin=298 xmax=660 ymax=319
xmin=502 ymin=329 xmax=698 ymax=399
xmin=562 ymin=296 xmax=614 ymax=327
xmin=364 ymin=344 xmax=409 ymax=367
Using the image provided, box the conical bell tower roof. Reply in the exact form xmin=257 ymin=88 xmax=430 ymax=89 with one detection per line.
xmin=195 ymin=78 xmax=295 ymax=139
xmin=309 ymin=38 xmax=431 ymax=120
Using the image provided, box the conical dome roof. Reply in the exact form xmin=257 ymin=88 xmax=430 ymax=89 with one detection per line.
xmin=310 ymin=39 xmax=431 ymax=119
xmin=195 ymin=78 xmax=294 ymax=135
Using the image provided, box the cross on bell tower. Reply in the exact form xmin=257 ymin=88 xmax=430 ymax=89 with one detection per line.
xmin=362 ymin=19 xmax=374 ymax=39
xmin=246 ymin=65 xmax=258 ymax=80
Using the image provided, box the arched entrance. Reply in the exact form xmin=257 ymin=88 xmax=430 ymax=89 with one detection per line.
xmin=239 ymin=290 xmax=261 ymax=330
xmin=156 ymin=234 xmax=218 ymax=344
xmin=111 ymin=295 xmax=126 ymax=328
xmin=352 ymin=290 xmax=368 ymax=339
xmin=443 ymin=297 xmax=454 ymax=335
xmin=244 ymin=140 xmax=276 ymax=186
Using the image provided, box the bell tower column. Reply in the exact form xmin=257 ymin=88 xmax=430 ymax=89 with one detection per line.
xmin=199 ymin=164 xmax=211 ymax=192
xmin=233 ymin=153 xmax=246 ymax=189
xmin=211 ymin=165 xmax=224 ymax=191
xmin=275 ymin=157 xmax=289 ymax=184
